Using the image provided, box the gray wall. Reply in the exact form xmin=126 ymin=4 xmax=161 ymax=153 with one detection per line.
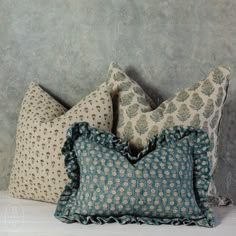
xmin=0 ymin=0 xmax=236 ymax=202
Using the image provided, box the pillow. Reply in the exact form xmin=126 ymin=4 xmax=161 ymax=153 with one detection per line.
xmin=8 ymin=82 xmax=113 ymax=203
xmin=107 ymin=62 xmax=155 ymax=133
xmin=107 ymin=63 xmax=231 ymax=206
xmin=55 ymin=122 xmax=214 ymax=227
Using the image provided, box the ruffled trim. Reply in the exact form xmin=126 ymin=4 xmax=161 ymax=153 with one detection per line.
xmin=62 ymin=122 xmax=210 ymax=164
xmin=57 ymin=214 xmax=213 ymax=226
xmin=55 ymin=122 xmax=215 ymax=227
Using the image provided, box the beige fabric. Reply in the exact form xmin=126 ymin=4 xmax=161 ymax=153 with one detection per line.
xmin=107 ymin=63 xmax=231 ymax=204
xmin=106 ymin=62 xmax=155 ymax=136
xmin=8 ymin=82 xmax=113 ymax=203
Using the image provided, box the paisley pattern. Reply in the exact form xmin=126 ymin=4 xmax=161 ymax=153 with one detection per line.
xmin=55 ymin=122 xmax=214 ymax=227
xmin=107 ymin=62 xmax=155 ymax=134
xmin=8 ymin=82 xmax=113 ymax=203
xmin=106 ymin=63 xmax=231 ymax=205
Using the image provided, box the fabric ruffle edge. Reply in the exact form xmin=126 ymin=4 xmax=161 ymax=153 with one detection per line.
xmin=55 ymin=122 xmax=215 ymax=227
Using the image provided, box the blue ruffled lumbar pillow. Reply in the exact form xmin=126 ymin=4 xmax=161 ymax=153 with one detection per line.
xmin=55 ymin=122 xmax=215 ymax=227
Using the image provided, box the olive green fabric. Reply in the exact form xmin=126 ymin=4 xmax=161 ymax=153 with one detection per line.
xmin=55 ymin=122 xmax=214 ymax=227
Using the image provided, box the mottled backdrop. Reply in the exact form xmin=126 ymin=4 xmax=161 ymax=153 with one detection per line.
xmin=0 ymin=0 xmax=236 ymax=203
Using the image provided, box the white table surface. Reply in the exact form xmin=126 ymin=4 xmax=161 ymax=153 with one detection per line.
xmin=0 ymin=191 xmax=236 ymax=236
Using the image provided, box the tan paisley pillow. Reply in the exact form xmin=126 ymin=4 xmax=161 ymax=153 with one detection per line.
xmin=107 ymin=63 xmax=231 ymax=205
xmin=8 ymin=82 xmax=113 ymax=203
xmin=107 ymin=62 xmax=155 ymax=135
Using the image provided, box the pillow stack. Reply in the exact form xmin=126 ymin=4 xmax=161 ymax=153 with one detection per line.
xmin=8 ymin=62 xmax=231 ymax=227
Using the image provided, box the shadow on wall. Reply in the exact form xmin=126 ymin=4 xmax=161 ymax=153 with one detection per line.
xmin=215 ymin=91 xmax=236 ymax=204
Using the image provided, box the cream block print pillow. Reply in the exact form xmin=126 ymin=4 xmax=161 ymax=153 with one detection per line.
xmin=107 ymin=62 xmax=155 ymax=134
xmin=107 ymin=63 xmax=231 ymax=206
xmin=8 ymin=82 xmax=113 ymax=203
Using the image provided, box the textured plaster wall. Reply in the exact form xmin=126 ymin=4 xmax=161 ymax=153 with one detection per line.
xmin=0 ymin=0 xmax=236 ymax=202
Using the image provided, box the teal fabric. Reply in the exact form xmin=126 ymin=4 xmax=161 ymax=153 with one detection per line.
xmin=55 ymin=122 xmax=215 ymax=227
